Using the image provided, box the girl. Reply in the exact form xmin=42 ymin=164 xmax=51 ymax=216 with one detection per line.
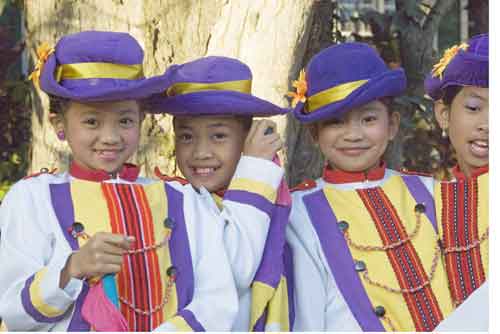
xmin=425 ymin=33 xmax=488 ymax=330
xmin=286 ymin=42 xmax=454 ymax=331
xmin=0 ymin=31 xmax=237 ymax=331
xmin=150 ymin=56 xmax=294 ymax=331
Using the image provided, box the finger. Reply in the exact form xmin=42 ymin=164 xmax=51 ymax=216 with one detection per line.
xmin=99 ymin=241 xmax=129 ymax=256
xmin=246 ymin=120 xmax=260 ymax=142
xmin=95 ymin=253 xmax=125 ymax=266
xmin=93 ymin=263 xmax=123 ymax=276
xmin=98 ymin=233 xmax=135 ymax=250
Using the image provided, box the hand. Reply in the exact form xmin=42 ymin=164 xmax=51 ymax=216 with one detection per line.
xmin=60 ymin=232 xmax=134 ymax=288
xmin=243 ymin=119 xmax=283 ymax=161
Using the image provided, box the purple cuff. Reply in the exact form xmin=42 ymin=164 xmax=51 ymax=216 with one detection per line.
xmin=177 ymin=309 xmax=205 ymax=332
xmin=21 ymin=274 xmax=69 ymax=323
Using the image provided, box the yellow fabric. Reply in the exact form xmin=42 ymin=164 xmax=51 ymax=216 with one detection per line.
xmin=29 ymin=268 xmax=66 ymax=318
xmin=324 ymin=175 xmax=454 ymax=331
xmin=228 ymin=178 xmax=277 ymax=203
xmin=211 ymin=193 xmax=224 ymax=211
xmin=264 ymin=276 xmax=290 ymax=331
xmin=435 ymin=173 xmax=489 ymax=277
xmin=305 ymin=79 xmax=368 ymax=113
xmin=249 ymin=276 xmax=290 ymax=331
xmin=167 ymin=79 xmax=252 ymax=96
xmin=168 ymin=315 xmax=194 ymax=331
xmin=55 ymin=63 xmax=143 ymax=81
xmin=249 ymin=281 xmax=275 ymax=330
xmin=70 ymin=180 xmax=112 ymax=242
xmin=143 ymin=182 xmax=179 ymax=320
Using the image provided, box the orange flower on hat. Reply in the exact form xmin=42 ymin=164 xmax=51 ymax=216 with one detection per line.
xmin=287 ymin=69 xmax=308 ymax=107
xmin=431 ymin=42 xmax=469 ymax=80
xmin=28 ymin=42 xmax=55 ymax=88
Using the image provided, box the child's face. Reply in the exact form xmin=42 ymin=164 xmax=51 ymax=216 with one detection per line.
xmin=57 ymin=100 xmax=142 ymax=174
xmin=436 ymin=86 xmax=489 ymax=176
xmin=174 ymin=115 xmax=248 ymax=192
xmin=314 ymin=100 xmax=399 ymax=172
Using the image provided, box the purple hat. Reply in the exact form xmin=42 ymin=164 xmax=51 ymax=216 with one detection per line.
xmin=291 ymin=42 xmax=406 ymax=123
xmin=31 ymin=30 xmax=170 ymax=102
xmin=148 ymin=56 xmax=288 ymax=116
xmin=425 ymin=33 xmax=489 ymax=100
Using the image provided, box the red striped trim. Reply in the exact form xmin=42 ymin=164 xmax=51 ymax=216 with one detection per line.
xmin=101 ymin=183 xmax=162 ymax=331
xmin=441 ymin=179 xmax=486 ymax=306
xmin=357 ymin=188 xmax=443 ymax=331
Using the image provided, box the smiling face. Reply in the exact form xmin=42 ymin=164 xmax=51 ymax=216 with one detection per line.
xmin=173 ymin=115 xmax=250 ymax=192
xmin=312 ymin=100 xmax=400 ymax=173
xmin=53 ymin=100 xmax=142 ymax=174
xmin=435 ymin=86 xmax=489 ymax=177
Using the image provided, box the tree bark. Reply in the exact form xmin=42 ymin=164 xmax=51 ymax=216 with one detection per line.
xmin=24 ymin=0 xmax=315 ymax=177
xmin=285 ymin=0 xmax=335 ymax=187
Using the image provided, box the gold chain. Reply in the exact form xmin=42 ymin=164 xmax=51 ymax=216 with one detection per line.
xmin=360 ymin=242 xmax=441 ymax=294
xmin=119 ymin=275 xmax=176 ymax=316
xmin=443 ymin=227 xmax=489 ymax=253
xmin=343 ymin=212 xmax=422 ymax=251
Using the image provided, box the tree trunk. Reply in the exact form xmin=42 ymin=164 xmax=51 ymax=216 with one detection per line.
xmin=24 ymin=0 xmax=315 ymax=177
xmin=285 ymin=0 xmax=335 ymax=187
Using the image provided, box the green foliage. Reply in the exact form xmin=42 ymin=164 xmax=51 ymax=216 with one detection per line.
xmin=0 ymin=1 xmax=31 ymax=200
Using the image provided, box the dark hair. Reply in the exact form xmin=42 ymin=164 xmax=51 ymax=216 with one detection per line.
xmin=48 ymin=95 xmax=72 ymax=115
xmin=172 ymin=115 xmax=253 ymax=132
xmin=442 ymin=86 xmax=463 ymax=106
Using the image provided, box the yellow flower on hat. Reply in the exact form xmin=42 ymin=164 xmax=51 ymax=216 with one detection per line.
xmin=287 ymin=69 xmax=308 ymax=107
xmin=431 ymin=42 xmax=469 ymax=79
xmin=28 ymin=42 xmax=55 ymax=88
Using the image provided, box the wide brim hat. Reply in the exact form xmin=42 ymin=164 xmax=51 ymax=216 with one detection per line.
xmin=33 ymin=30 xmax=170 ymax=102
xmin=148 ymin=56 xmax=288 ymax=117
xmin=292 ymin=42 xmax=406 ymax=124
xmin=424 ymin=33 xmax=488 ymax=100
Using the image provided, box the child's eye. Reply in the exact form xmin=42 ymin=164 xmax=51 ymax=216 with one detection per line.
xmin=176 ymin=133 xmax=193 ymax=143
xmin=362 ymin=115 xmax=377 ymax=123
xmin=465 ymin=104 xmax=480 ymax=112
xmin=212 ymin=133 xmax=228 ymax=141
xmin=83 ymin=118 xmax=98 ymax=127
xmin=120 ymin=118 xmax=136 ymax=127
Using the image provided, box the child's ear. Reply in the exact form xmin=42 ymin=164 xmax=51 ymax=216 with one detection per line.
xmin=49 ymin=112 xmax=65 ymax=134
xmin=433 ymin=100 xmax=450 ymax=132
xmin=388 ymin=111 xmax=400 ymax=141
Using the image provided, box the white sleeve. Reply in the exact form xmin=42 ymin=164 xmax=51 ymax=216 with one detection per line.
xmin=434 ymin=280 xmax=489 ymax=331
xmin=154 ymin=186 xmax=238 ymax=331
xmin=219 ymin=155 xmax=284 ymax=290
xmin=0 ymin=181 xmax=83 ymax=331
xmin=286 ymin=194 xmax=329 ymax=331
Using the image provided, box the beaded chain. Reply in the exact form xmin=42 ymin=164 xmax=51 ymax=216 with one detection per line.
xmin=341 ymin=211 xmax=441 ymax=294
xmin=343 ymin=211 xmax=422 ymax=252
xmin=359 ymin=242 xmax=441 ymax=294
xmin=119 ymin=273 xmax=176 ymax=316
xmin=443 ymin=227 xmax=489 ymax=254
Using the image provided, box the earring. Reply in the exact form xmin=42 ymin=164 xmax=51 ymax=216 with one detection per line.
xmin=57 ymin=130 xmax=65 ymax=140
xmin=441 ymin=128 xmax=448 ymax=139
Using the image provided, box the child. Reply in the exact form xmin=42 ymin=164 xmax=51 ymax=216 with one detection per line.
xmin=425 ymin=33 xmax=488 ymax=329
xmin=286 ymin=42 xmax=454 ymax=331
xmin=0 ymin=31 xmax=237 ymax=331
xmin=150 ymin=56 xmax=295 ymax=331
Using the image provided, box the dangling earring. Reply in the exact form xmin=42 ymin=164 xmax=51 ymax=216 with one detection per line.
xmin=441 ymin=128 xmax=448 ymax=139
xmin=57 ymin=130 xmax=65 ymax=140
